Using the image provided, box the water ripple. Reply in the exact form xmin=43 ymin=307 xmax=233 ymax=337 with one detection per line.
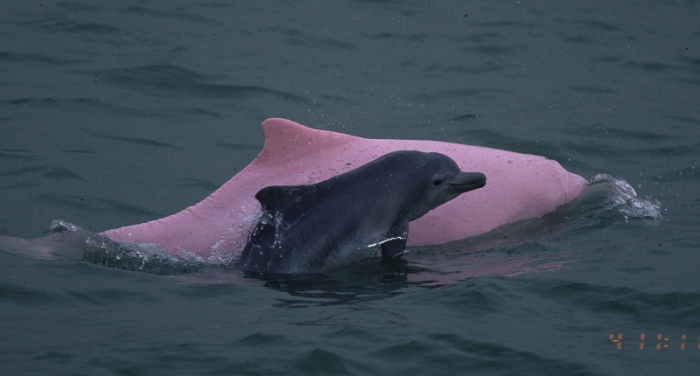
xmin=372 ymin=335 xmax=593 ymax=375
xmin=0 ymin=50 xmax=83 ymax=65
xmin=527 ymin=279 xmax=700 ymax=329
xmin=0 ymin=282 xmax=56 ymax=306
xmin=96 ymin=64 xmax=307 ymax=102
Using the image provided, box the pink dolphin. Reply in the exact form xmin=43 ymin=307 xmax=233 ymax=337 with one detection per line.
xmin=101 ymin=118 xmax=587 ymax=261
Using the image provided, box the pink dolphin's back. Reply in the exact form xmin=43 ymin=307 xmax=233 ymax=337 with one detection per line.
xmin=102 ymin=118 xmax=587 ymax=259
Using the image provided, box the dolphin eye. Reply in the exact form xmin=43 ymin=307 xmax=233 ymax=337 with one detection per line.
xmin=433 ymin=178 xmax=442 ymax=186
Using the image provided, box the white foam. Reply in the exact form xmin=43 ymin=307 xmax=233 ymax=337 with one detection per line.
xmin=590 ymin=174 xmax=662 ymax=220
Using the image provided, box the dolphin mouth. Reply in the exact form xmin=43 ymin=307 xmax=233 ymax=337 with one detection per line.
xmin=448 ymin=172 xmax=487 ymax=192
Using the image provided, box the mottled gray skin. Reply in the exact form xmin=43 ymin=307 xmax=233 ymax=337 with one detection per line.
xmin=235 ymin=150 xmax=486 ymax=274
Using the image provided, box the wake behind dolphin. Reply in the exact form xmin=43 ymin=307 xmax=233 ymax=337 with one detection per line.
xmin=235 ymin=151 xmax=486 ymax=274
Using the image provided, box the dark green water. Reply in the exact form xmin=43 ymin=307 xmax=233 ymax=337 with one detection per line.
xmin=1 ymin=1 xmax=699 ymax=375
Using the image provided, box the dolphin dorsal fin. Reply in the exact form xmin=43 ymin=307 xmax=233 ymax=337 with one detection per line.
xmin=256 ymin=118 xmax=361 ymax=166
xmin=255 ymin=184 xmax=314 ymax=211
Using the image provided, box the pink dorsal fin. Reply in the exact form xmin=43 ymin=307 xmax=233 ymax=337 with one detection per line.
xmin=256 ymin=118 xmax=360 ymax=165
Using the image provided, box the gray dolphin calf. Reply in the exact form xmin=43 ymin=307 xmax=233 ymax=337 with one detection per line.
xmin=235 ymin=150 xmax=486 ymax=274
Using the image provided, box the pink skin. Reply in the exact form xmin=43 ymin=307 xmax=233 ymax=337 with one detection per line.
xmin=102 ymin=118 xmax=587 ymax=260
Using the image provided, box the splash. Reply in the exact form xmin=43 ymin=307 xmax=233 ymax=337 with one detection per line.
xmin=588 ymin=174 xmax=662 ymax=220
xmin=50 ymin=219 xmax=206 ymax=274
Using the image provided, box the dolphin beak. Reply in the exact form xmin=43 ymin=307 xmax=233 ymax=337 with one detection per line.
xmin=449 ymin=172 xmax=487 ymax=192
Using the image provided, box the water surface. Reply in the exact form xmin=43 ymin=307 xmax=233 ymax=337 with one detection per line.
xmin=1 ymin=1 xmax=699 ymax=375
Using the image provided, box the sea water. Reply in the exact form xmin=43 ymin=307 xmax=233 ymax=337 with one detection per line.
xmin=1 ymin=1 xmax=699 ymax=375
